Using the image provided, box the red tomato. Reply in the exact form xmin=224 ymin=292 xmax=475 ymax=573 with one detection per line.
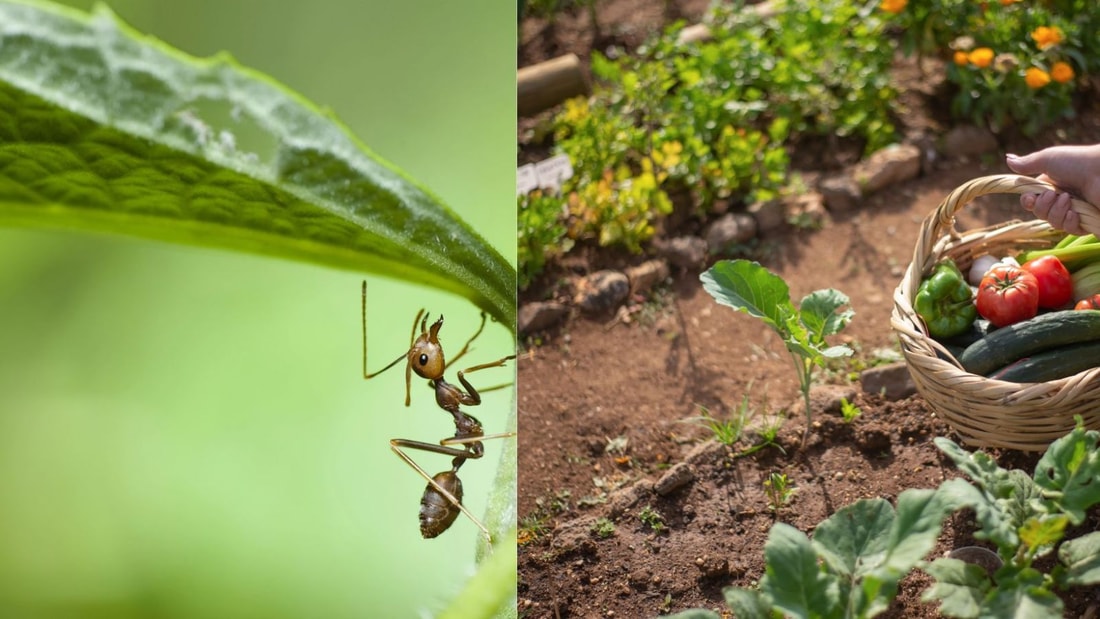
xmin=976 ymin=265 xmax=1040 ymax=327
xmin=1076 ymin=294 xmax=1100 ymax=310
xmin=1022 ymin=255 xmax=1073 ymax=309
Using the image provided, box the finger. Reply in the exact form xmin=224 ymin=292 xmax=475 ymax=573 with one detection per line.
xmin=1020 ymin=193 xmax=1038 ymax=212
xmin=1050 ymin=192 xmax=1084 ymax=234
xmin=1031 ymin=191 xmax=1057 ymax=219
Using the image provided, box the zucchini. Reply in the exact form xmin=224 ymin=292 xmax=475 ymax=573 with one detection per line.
xmin=958 ymin=310 xmax=1100 ymax=375
xmin=988 ymin=340 xmax=1100 ymax=382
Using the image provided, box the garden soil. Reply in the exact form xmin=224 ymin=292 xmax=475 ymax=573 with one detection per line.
xmin=517 ymin=1 xmax=1100 ymax=617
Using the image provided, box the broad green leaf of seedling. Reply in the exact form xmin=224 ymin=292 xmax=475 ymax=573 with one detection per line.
xmin=1032 ymin=421 xmax=1100 ymax=525
xmin=0 ymin=1 xmax=516 ymax=330
xmin=701 ymin=259 xmax=853 ymax=430
xmin=922 ymin=558 xmax=991 ymax=618
xmin=761 ymin=523 xmax=841 ymax=618
xmin=1056 ymin=531 xmax=1100 ymax=588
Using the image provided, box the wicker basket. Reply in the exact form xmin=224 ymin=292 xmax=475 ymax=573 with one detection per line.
xmin=891 ymin=174 xmax=1100 ymax=451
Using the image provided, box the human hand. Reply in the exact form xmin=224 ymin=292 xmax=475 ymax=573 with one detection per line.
xmin=1007 ymin=144 xmax=1100 ymax=234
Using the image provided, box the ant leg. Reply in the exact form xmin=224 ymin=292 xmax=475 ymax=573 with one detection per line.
xmin=454 ymin=355 xmax=518 ymax=406
xmin=443 ymin=312 xmax=488 ymax=372
xmin=361 ymin=281 xmax=420 ymax=380
xmin=390 ymin=439 xmax=491 ymax=543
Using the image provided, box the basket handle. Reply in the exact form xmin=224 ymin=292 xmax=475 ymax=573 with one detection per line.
xmin=928 ymin=174 xmax=1100 ymax=242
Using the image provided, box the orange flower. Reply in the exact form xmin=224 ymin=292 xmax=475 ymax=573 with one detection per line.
xmin=968 ymin=48 xmax=994 ymax=69
xmin=1026 ymin=67 xmax=1051 ymax=89
xmin=954 ymin=51 xmax=969 ymax=66
xmin=1000 ymin=0 xmax=1020 ymax=4
xmin=1031 ymin=26 xmax=1064 ymax=50
xmin=1051 ymin=61 xmax=1075 ymax=84
xmin=880 ymin=0 xmax=907 ymax=13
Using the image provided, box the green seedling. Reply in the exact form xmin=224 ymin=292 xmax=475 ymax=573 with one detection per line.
xmin=763 ymin=472 xmax=797 ymax=513
xmin=591 ymin=517 xmax=616 ymax=539
xmin=639 ymin=506 xmax=666 ymax=533
xmin=840 ymin=397 xmax=862 ymax=423
xmin=740 ymin=409 xmax=787 ymax=457
xmin=701 ymin=259 xmax=853 ymax=443
xmin=688 ymin=396 xmax=752 ymax=446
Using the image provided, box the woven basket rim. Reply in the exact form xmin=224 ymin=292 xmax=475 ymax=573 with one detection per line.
xmin=891 ymin=174 xmax=1100 ymax=451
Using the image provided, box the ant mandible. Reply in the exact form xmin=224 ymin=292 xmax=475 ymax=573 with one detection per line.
xmin=360 ymin=282 xmax=515 ymax=542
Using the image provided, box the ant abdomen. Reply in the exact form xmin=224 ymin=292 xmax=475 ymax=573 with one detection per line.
xmin=420 ymin=470 xmax=463 ymax=539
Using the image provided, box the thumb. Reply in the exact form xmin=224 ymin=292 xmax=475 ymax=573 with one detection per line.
xmin=1006 ymin=151 xmax=1047 ymax=176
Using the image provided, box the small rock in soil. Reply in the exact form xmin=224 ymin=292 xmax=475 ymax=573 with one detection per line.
xmin=655 ymin=236 xmax=707 ymax=270
xmin=654 ymin=462 xmax=695 ymax=496
xmin=787 ymin=191 xmax=827 ymax=228
xmin=694 ymin=555 xmax=730 ymax=580
xmin=940 ymin=124 xmax=999 ymax=159
xmin=518 ymin=301 xmax=569 ymax=334
xmin=747 ymin=198 xmax=787 ymax=234
xmin=607 ymin=479 xmax=654 ymax=519
xmin=818 ymin=173 xmax=862 ymax=212
xmin=704 ymin=213 xmax=757 ymax=253
xmin=860 ymin=362 xmax=917 ymax=401
xmin=550 ymin=515 xmax=600 ymax=556
xmin=853 ymin=143 xmax=922 ymax=194
xmin=624 ymin=259 xmax=669 ymax=296
xmin=574 ymin=270 xmax=630 ymax=314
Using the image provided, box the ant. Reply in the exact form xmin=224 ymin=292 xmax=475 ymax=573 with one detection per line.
xmin=361 ymin=282 xmax=515 ymax=543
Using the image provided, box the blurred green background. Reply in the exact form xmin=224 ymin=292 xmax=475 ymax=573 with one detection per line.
xmin=0 ymin=2 xmax=515 ymax=618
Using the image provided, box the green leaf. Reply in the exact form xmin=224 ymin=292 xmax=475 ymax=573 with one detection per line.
xmin=666 ymin=610 xmax=724 ymax=619
xmin=798 ymin=288 xmax=854 ymax=340
xmin=882 ymin=487 xmax=962 ymax=575
xmin=981 ymin=567 xmax=1062 ymax=619
xmin=723 ymin=587 xmax=780 ymax=619
xmin=1018 ymin=515 xmax=1068 ymax=557
xmin=0 ymin=0 xmax=515 ymax=329
xmin=1032 ymin=424 xmax=1100 ymax=525
xmin=922 ymin=558 xmax=990 ymax=619
xmin=1056 ymin=531 xmax=1100 ymax=587
xmin=812 ymin=498 xmax=893 ymax=578
xmin=761 ymin=523 xmax=840 ymax=618
xmin=700 ymin=259 xmax=795 ymax=333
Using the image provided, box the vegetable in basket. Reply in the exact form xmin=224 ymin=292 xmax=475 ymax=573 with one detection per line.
xmin=975 ymin=264 xmax=1039 ymax=327
xmin=1021 ymin=255 xmax=1073 ymax=309
xmin=1076 ymin=294 xmax=1100 ymax=310
xmin=915 ymin=259 xmax=978 ymax=338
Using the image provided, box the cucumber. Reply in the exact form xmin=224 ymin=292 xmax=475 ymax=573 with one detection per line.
xmin=958 ymin=310 xmax=1100 ymax=375
xmin=988 ymin=340 xmax=1100 ymax=382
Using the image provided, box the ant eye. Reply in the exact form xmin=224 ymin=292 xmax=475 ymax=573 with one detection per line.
xmin=419 ymin=354 xmax=428 ymax=366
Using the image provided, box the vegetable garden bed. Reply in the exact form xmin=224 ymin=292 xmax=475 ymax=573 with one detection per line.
xmin=517 ymin=0 xmax=1100 ymax=616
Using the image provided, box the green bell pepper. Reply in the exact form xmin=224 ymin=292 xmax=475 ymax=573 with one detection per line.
xmin=915 ymin=259 xmax=978 ymax=338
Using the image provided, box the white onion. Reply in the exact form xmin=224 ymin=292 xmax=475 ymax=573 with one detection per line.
xmin=968 ymin=255 xmax=1000 ymax=285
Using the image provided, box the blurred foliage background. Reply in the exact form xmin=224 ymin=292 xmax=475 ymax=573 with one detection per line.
xmin=0 ymin=1 xmax=515 ymax=617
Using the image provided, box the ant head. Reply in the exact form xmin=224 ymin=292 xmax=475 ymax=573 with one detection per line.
xmin=408 ymin=314 xmax=446 ymax=380
xmin=404 ymin=314 xmax=445 ymax=406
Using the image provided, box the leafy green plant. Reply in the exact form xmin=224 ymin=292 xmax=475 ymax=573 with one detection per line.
xmin=670 ymin=484 xmax=965 ymax=619
xmin=688 ymin=392 xmax=754 ymax=446
xmin=763 ymin=472 xmax=797 ymax=514
xmin=701 ymin=259 xmax=854 ymax=439
xmin=923 ymin=422 xmax=1100 ymax=618
xmin=518 ymin=189 xmax=572 ymax=288
xmin=670 ymin=420 xmax=1100 ymax=619
xmin=591 ymin=517 xmax=616 ymax=539
xmin=840 ymin=397 xmax=862 ymax=424
xmin=639 ymin=505 xmax=666 ymax=533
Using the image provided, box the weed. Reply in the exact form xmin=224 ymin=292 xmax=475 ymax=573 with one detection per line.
xmin=840 ymin=397 xmax=862 ymax=423
xmin=688 ymin=394 xmax=753 ymax=446
xmin=518 ymin=513 xmax=551 ymax=545
xmin=591 ymin=517 xmax=616 ymax=539
xmin=763 ymin=472 xmax=797 ymax=513
xmin=639 ymin=505 xmax=666 ymax=533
